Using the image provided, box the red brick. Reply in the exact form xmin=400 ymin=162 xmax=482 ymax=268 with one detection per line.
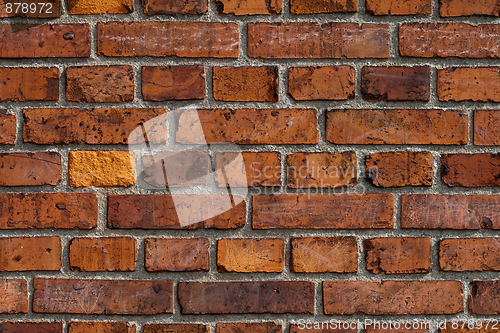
xmin=365 ymin=237 xmax=432 ymax=274
xmin=326 ymin=109 xmax=468 ymax=145
xmin=108 ymin=194 xmax=246 ymax=229
xmin=438 ymin=67 xmax=500 ymax=102
xmin=145 ymin=238 xmax=210 ymax=272
xmin=142 ymin=66 xmax=205 ymax=101
xmin=290 ymin=237 xmax=357 ymax=273
xmin=469 ymin=280 xmax=500 ymax=314
xmin=33 ymin=279 xmax=173 ymax=314
xmin=216 ymin=0 xmax=282 ymax=14
xmin=287 ymin=152 xmax=357 ymax=188
xmin=0 ymin=24 xmax=90 ymax=58
xmin=68 ymin=322 xmax=136 ymax=333
xmin=0 ymin=152 xmax=61 ymax=186
xmin=0 ymin=67 xmax=59 ymax=102
xmin=176 ymin=109 xmax=318 ymax=144
xmin=290 ymin=0 xmax=357 ymax=14
xmin=0 ymin=111 xmax=15 ymax=145
xmin=142 ymin=0 xmax=208 ymax=15
xmin=144 ymin=324 xmax=209 ymax=333
xmin=440 ymin=0 xmax=500 ymax=16
xmin=0 ymin=193 xmax=97 ymax=229
xmin=178 ymin=281 xmax=314 ymax=314
xmin=442 ymin=153 xmax=500 ymax=187
xmin=98 ymin=22 xmax=238 ymax=58
xmin=0 ymin=237 xmax=61 ymax=271
xmin=68 ymin=0 xmax=134 ymax=14
xmin=0 ymin=322 xmax=62 ymax=333
xmin=252 ymin=194 xmax=394 ymax=229
xmin=24 ymin=108 xmax=167 ymax=145
xmin=440 ymin=238 xmax=500 ymax=271
xmin=0 ymin=279 xmax=28 ymax=313
xmin=288 ymin=66 xmax=355 ymax=101
xmin=365 ymin=152 xmax=433 ymax=187
xmin=66 ymin=66 xmax=134 ymax=103
xmin=213 ymin=66 xmax=278 ymax=102
xmin=475 ymin=110 xmax=500 ymax=145
xmin=69 ymin=237 xmax=136 ymax=272
xmin=361 ymin=66 xmax=430 ymax=101
xmin=401 ymin=194 xmax=500 ymax=229
xmin=323 ymin=280 xmax=463 ymax=315
xmin=366 ymin=0 xmax=431 ymax=14
xmin=290 ymin=324 xmax=357 ymax=333
xmin=0 ymin=0 xmax=60 ymax=17
xmin=217 ymin=323 xmax=281 ymax=333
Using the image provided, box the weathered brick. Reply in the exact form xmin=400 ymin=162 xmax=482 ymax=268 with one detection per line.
xmin=68 ymin=322 xmax=135 ymax=333
xmin=0 ymin=322 xmax=63 ymax=333
xmin=142 ymin=66 xmax=205 ymax=101
xmin=0 ymin=67 xmax=59 ymax=102
xmin=66 ymin=66 xmax=134 ymax=103
xmin=176 ymin=109 xmax=318 ymax=145
xmin=0 ymin=152 xmax=61 ymax=186
xmin=401 ymin=194 xmax=500 ymax=229
xmin=217 ymin=323 xmax=281 ymax=333
xmin=440 ymin=238 xmax=500 ymax=271
xmin=361 ymin=66 xmax=430 ymax=101
xmin=442 ymin=154 xmax=500 ymax=187
xmin=365 ymin=152 xmax=433 ymax=187
xmin=178 ymin=281 xmax=314 ymax=314
xmin=290 ymin=0 xmax=357 ymax=14
xmin=248 ymin=23 xmax=389 ymax=59
xmin=213 ymin=66 xmax=278 ymax=102
xmin=215 ymin=152 xmax=281 ymax=187
xmin=475 ymin=110 xmax=500 ymax=146
xmin=98 ymin=22 xmax=239 ymax=58
xmin=290 ymin=237 xmax=357 ymax=273
xmin=69 ymin=237 xmax=137 ymax=272
xmin=326 ymin=109 xmax=468 ymax=145
xmin=0 ymin=24 xmax=90 ymax=58
xmin=365 ymin=237 xmax=432 ymax=274
xmin=0 ymin=0 xmax=60 ymax=18
xmin=287 ymin=152 xmax=357 ymax=188
xmin=217 ymin=238 xmax=285 ymax=273
xmin=33 ymin=279 xmax=173 ymax=314
xmin=0 ymin=279 xmax=27 ymax=313
xmin=469 ymin=280 xmax=500 ymax=314
xmin=438 ymin=67 xmax=500 ymax=102
xmin=366 ymin=0 xmax=431 ymax=14
xmin=440 ymin=0 xmax=500 ymax=16
xmin=290 ymin=324 xmax=357 ymax=332
xmin=252 ymin=194 xmax=394 ymax=229
xmin=68 ymin=0 xmax=134 ymax=14
xmin=0 ymin=237 xmax=61 ymax=271
xmin=68 ymin=151 xmax=136 ymax=188
xmin=323 ymin=280 xmax=463 ymax=315
xmin=144 ymin=324 xmax=208 ymax=333
xmin=24 ymin=108 xmax=167 ymax=145
xmin=0 ymin=111 xmax=15 ymax=145
xmin=216 ymin=0 xmax=282 ymax=15
xmin=108 ymin=194 xmax=246 ymax=229
xmin=142 ymin=0 xmax=208 ymax=15
xmin=288 ymin=66 xmax=355 ymax=101
xmin=145 ymin=238 xmax=210 ymax=272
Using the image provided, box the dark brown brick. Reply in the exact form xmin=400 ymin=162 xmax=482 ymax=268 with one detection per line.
xmin=0 ymin=152 xmax=61 ymax=186
xmin=144 ymin=324 xmax=208 ymax=333
xmin=0 ymin=322 xmax=63 ymax=333
xmin=0 ymin=67 xmax=59 ymax=102
xmin=216 ymin=0 xmax=282 ymax=15
xmin=442 ymin=153 xmax=500 ymax=187
xmin=475 ymin=110 xmax=500 ymax=146
xmin=142 ymin=0 xmax=208 ymax=15
xmin=142 ymin=66 xmax=205 ymax=101
xmin=0 ymin=237 xmax=61 ymax=271
xmin=0 ymin=111 xmax=16 ymax=145
xmin=438 ymin=67 xmax=500 ymax=102
xmin=0 ymin=0 xmax=60 ymax=18
xmin=0 ymin=279 xmax=28 ymax=313
xmin=366 ymin=0 xmax=431 ymax=15
xmin=290 ymin=0 xmax=357 ymax=14
xmin=218 ymin=323 xmax=281 ymax=333
xmin=68 ymin=321 xmax=136 ymax=333
xmin=440 ymin=238 xmax=500 ymax=271
xmin=469 ymin=280 xmax=500 ymax=314
xmin=145 ymin=238 xmax=210 ymax=272
xmin=440 ymin=0 xmax=500 ymax=16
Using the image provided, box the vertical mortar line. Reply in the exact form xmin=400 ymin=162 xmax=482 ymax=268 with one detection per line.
xmin=206 ymin=65 xmax=214 ymax=104
xmin=238 ymin=20 xmax=249 ymax=63
xmin=135 ymin=62 xmax=143 ymax=103
xmin=61 ymin=233 xmax=71 ymax=274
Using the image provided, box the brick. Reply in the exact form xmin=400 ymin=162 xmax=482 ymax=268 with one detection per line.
xmin=439 ymin=322 xmax=498 ymax=333
xmin=0 ymin=237 xmax=61 ymax=271
xmin=0 ymin=67 xmax=59 ymax=102
xmin=290 ymin=324 xmax=357 ymax=332
xmin=366 ymin=0 xmax=431 ymax=15
xmin=144 ymin=324 xmax=209 ymax=333
xmin=475 ymin=110 xmax=500 ymax=145
xmin=288 ymin=66 xmax=355 ymax=101
xmin=98 ymin=22 xmax=238 ymax=58
xmin=24 ymin=108 xmax=167 ymax=145
xmin=290 ymin=0 xmax=356 ymax=14
xmin=66 ymin=66 xmax=134 ymax=103
xmin=0 ymin=0 xmax=60 ymax=17
xmin=438 ymin=67 xmax=500 ymax=102
xmin=142 ymin=66 xmax=205 ymax=101
xmin=217 ymin=238 xmax=285 ymax=273
xmin=287 ymin=152 xmax=357 ymax=188
xmin=442 ymin=154 xmax=500 ymax=187
xmin=365 ymin=152 xmax=433 ymax=187
xmin=143 ymin=0 xmax=207 ymax=15
xmin=33 ymin=279 xmax=173 ymax=314
xmin=69 ymin=237 xmax=137 ymax=272
xmin=0 ymin=322 xmax=62 ymax=333
xmin=440 ymin=238 xmax=500 ymax=271
xmin=248 ymin=23 xmax=389 ymax=59
xmin=323 ymin=280 xmax=463 ymax=315
xmin=217 ymin=323 xmax=282 ymax=333
xmin=0 ymin=193 xmax=97 ymax=229
xmin=0 ymin=111 xmax=15 ymax=145
xmin=366 ymin=326 xmax=429 ymax=333
xmin=440 ymin=0 xmax=500 ymax=16
xmin=176 ymin=109 xmax=318 ymax=144
xmin=0 ymin=152 xmax=61 ymax=186
xmin=68 ymin=151 xmax=136 ymax=188
xmin=365 ymin=237 xmax=432 ymax=274
xmin=401 ymin=194 xmax=500 ymax=229
xmin=361 ymin=66 xmax=430 ymax=101
xmin=469 ymin=280 xmax=500 ymax=314
xmin=0 ymin=24 xmax=90 ymax=58
xmin=68 ymin=322 xmax=135 ymax=333
xmin=326 ymin=109 xmax=468 ymax=145
xmin=290 ymin=237 xmax=357 ymax=273
xmin=215 ymin=152 xmax=281 ymax=187
xmin=68 ymin=0 xmax=133 ymax=14
xmin=216 ymin=0 xmax=282 ymax=14
xmin=0 ymin=279 xmax=27 ymax=313
xmin=252 ymin=194 xmax=394 ymax=229
xmin=400 ymin=24 xmax=500 ymax=58
xmin=145 ymin=238 xmax=209 ymax=272
xmin=213 ymin=66 xmax=278 ymax=102
xmin=108 ymin=194 xmax=246 ymax=229
xmin=178 ymin=281 xmax=314 ymax=314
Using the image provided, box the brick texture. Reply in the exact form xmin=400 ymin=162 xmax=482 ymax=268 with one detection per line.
xmin=144 ymin=324 xmax=208 ymax=333
xmin=0 ymin=67 xmax=59 ymax=102
xmin=145 ymin=238 xmax=210 ymax=272
xmin=441 ymin=153 xmax=500 ymax=187
xmin=68 ymin=0 xmax=134 ymax=14
xmin=217 ymin=323 xmax=282 ymax=333
xmin=142 ymin=0 xmax=207 ymax=15
xmin=0 ymin=237 xmax=61 ymax=271
xmin=474 ymin=110 xmax=500 ymax=145
xmin=290 ymin=0 xmax=357 ymax=14
xmin=469 ymin=280 xmax=500 ymax=315
xmin=440 ymin=0 xmax=500 ymax=16
xmin=0 ymin=152 xmax=61 ymax=186
xmin=0 ymin=279 xmax=28 ymax=313
xmin=440 ymin=238 xmax=500 ymax=271
xmin=142 ymin=66 xmax=205 ymax=101
xmin=68 ymin=322 xmax=136 ymax=333
xmin=0 ymin=322 xmax=63 ymax=333
xmin=366 ymin=0 xmax=431 ymax=15
xmin=216 ymin=0 xmax=282 ymax=15
xmin=438 ymin=67 xmax=500 ymax=102
xmin=0 ymin=111 xmax=16 ymax=145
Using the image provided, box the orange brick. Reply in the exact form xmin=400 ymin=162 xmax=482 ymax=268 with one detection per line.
xmin=0 ymin=152 xmax=61 ymax=186
xmin=0 ymin=111 xmax=16 ymax=145
xmin=366 ymin=0 xmax=431 ymax=15
xmin=442 ymin=153 xmax=500 ymax=187
xmin=68 ymin=322 xmax=136 ymax=333
xmin=438 ymin=67 xmax=500 ymax=102
xmin=475 ymin=110 xmax=500 ymax=145
xmin=142 ymin=66 xmax=205 ymax=101
xmin=142 ymin=0 xmax=208 ymax=15
xmin=440 ymin=238 xmax=500 ymax=271
xmin=68 ymin=0 xmax=134 ymax=14
xmin=0 ymin=67 xmax=59 ymax=102
xmin=0 ymin=279 xmax=28 ymax=313
xmin=144 ymin=324 xmax=209 ymax=333
xmin=216 ymin=0 xmax=282 ymax=14
xmin=290 ymin=0 xmax=357 ymax=14
xmin=0 ymin=237 xmax=61 ymax=271
xmin=440 ymin=0 xmax=500 ymax=16
xmin=217 ymin=323 xmax=282 ymax=333
xmin=145 ymin=238 xmax=210 ymax=272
